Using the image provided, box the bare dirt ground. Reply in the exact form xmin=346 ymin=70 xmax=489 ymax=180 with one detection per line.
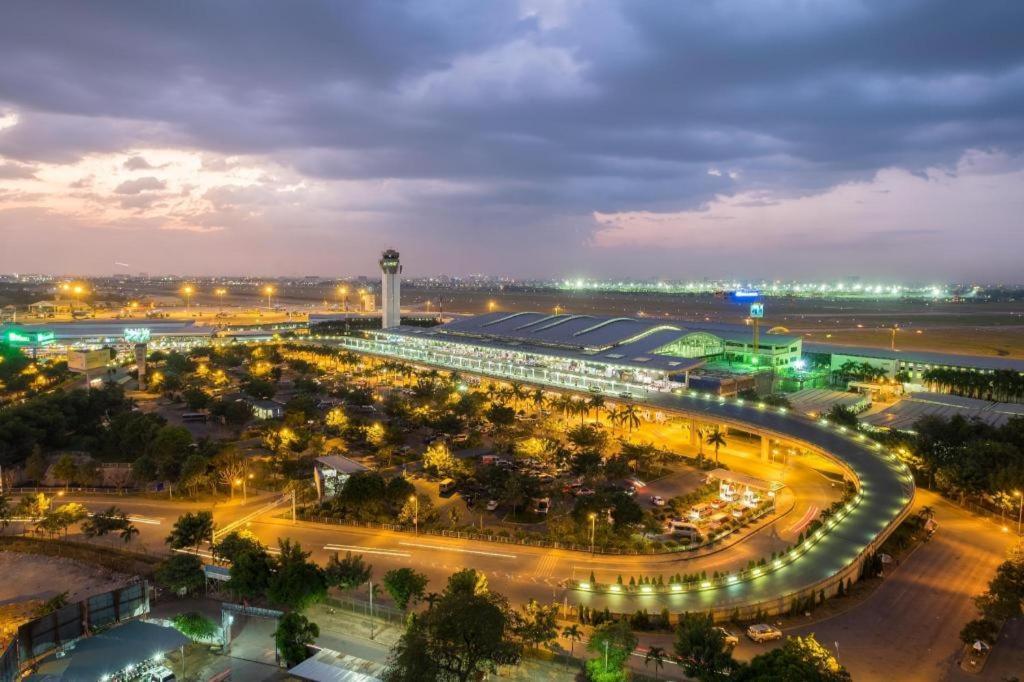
xmin=0 ymin=551 xmax=132 ymax=645
xmin=0 ymin=551 xmax=131 ymax=606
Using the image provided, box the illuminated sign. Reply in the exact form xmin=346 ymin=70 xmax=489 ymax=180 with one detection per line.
xmin=732 ymin=290 xmax=761 ymax=300
xmin=3 ymin=330 xmax=55 ymax=346
xmin=123 ymin=328 xmax=152 ymax=343
xmin=750 ymin=303 xmax=764 ymax=319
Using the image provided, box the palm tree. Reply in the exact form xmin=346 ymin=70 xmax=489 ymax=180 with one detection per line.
xmin=918 ymin=505 xmax=935 ymax=522
xmin=620 ymin=404 xmax=641 ymax=434
xmin=120 ymin=522 xmax=140 ymax=545
xmin=588 ymin=394 xmax=606 ymax=422
xmin=706 ymin=427 xmax=727 ymax=467
xmin=644 ymin=646 xmax=667 ymax=680
xmin=555 ymin=394 xmax=576 ymax=425
xmin=562 ymin=624 xmax=582 ymax=657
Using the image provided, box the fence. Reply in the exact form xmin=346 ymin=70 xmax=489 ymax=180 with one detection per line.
xmin=322 ymin=594 xmax=405 ymax=625
xmin=13 ymin=581 xmax=149 ymax=670
xmin=0 ymin=638 xmax=16 ymax=682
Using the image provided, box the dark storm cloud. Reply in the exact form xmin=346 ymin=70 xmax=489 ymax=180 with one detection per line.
xmin=0 ymin=0 xmax=1022 ymax=278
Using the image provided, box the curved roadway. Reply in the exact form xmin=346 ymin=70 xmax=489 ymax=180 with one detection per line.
xmin=572 ymin=387 xmax=914 ymax=612
xmin=310 ymin=338 xmax=916 ymax=612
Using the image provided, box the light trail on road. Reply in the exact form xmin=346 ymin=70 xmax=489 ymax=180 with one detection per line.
xmin=397 ymin=541 xmax=518 ymax=559
xmin=324 ymin=544 xmax=412 ymax=558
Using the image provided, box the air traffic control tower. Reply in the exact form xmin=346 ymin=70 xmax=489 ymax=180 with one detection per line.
xmin=379 ymin=249 xmax=402 ymax=328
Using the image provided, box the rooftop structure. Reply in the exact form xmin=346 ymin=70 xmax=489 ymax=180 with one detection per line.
xmin=335 ymin=311 xmax=802 ymax=395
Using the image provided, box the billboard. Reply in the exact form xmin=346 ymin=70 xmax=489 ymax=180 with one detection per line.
xmin=68 ymin=348 xmax=110 ymax=372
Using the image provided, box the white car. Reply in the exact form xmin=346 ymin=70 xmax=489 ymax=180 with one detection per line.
xmin=746 ymin=624 xmax=783 ymax=643
xmin=486 ymin=500 xmax=499 ymax=512
xmin=650 ymin=495 xmax=666 ymax=507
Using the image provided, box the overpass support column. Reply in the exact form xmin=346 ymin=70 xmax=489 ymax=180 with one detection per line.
xmin=760 ymin=435 xmax=770 ymax=460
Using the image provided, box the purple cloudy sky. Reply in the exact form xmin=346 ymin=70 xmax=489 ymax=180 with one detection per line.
xmin=1 ymin=1 xmax=1022 ymax=280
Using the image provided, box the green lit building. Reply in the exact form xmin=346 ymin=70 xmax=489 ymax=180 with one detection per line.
xmin=333 ymin=311 xmax=802 ymax=396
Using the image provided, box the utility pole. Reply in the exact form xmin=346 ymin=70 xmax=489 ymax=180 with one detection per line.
xmin=291 ymin=490 xmax=297 ymax=524
xmin=368 ymin=579 xmax=375 ymax=640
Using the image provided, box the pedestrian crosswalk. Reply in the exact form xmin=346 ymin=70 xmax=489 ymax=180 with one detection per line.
xmin=532 ymin=553 xmax=560 ymax=578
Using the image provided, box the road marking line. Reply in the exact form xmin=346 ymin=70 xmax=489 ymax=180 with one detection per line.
xmin=324 ymin=544 xmax=411 ymax=558
xmin=396 ymin=541 xmax=517 ymax=559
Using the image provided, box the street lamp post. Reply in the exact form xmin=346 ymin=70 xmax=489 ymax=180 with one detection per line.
xmin=215 ymin=288 xmax=226 ymax=313
xmin=410 ymin=495 xmax=419 ymax=534
xmin=182 ymin=285 xmax=194 ymax=314
xmin=589 ymin=512 xmax=596 ymax=554
xmin=338 ymin=285 xmax=348 ymax=311
xmin=264 ymin=285 xmax=275 ymax=310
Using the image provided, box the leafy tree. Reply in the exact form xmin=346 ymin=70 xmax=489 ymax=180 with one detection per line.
xmin=156 ymin=554 xmax=206 ymax=595
xmin=149 ymin=426 xmax=194 ymax=480
xmin=275 ymin=611 xmax=320 ymax=667
xmin=52 ymin=454 xmax=78 ymax=490
xmin=267 ymin=539 xmax=327 ymax=610
xmin=736 ymin=635 xmax=851 ymax=681
xmin=384 ymin=569 xmax=521 ymax=682
xmin=673 ymin=612 xmax=735 ymax=681
xmin=325 ymin=407 xmax=349 ymax=434
xmin=242 ymin=376 xmax=276 ymax=400
xmin=0 ymin=495 xmax=11 ymax=532
xmin=74 ymin=457 xmax=101 ymax=486
xmin=226 ymin=541 xmax=273 ymax=600
xmin=213 ymin=530 xmax=265 ymax=564
xmin=166 ymin=511 xmax=214 ymax=554
xmin=382 ymin=567 xmax=429 ymax=610
xmin=825 ymin=405 xmax=860 ymax=429
xmin=172 ymin=612 xmax=218 ymax=641
xmin=16 ymin=492 xmax=51 ymax=519
xmin=585 ymin=619 xmax=637 ymax=682
xmin=24 ymin=447 xmax=47 ymax=483
xmin=960 ymin=618 xmax=999 ymax=646
xmin=183 ymin=387 xmax=210 ymax=410
xmin=325 ymin=551 xmax=372 ymax=590
xmin=423 ymin=441 xmax=457 ymax=477
xmin=515 ymin=599 xmax=558 ymax=651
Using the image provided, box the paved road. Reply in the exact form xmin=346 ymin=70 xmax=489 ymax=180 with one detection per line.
xmin=783 ymin=490 xmax=1019 ymax=682
xmin=310 ymin=336 xmax=915 ymax=613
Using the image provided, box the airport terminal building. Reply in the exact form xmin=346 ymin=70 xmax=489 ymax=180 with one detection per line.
xmin=335 ymin=311 xmax=802 ymax=395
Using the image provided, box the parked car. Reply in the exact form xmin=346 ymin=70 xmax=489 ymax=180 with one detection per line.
xmin=486 ymin=500 xmax=499 ymax=512
xmin=533 ymin=497 xmax=551 ymax=514
xmin=714 ymin=627 xmax=739 ymax=647
xmin=746 ymin=624 xmax=783 ymax=643
xmin=650 ymin=495 xmax=666 ymax=507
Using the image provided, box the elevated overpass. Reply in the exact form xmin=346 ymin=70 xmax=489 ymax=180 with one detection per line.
xmin=303 ymin=334 xmax=915 ymax=618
